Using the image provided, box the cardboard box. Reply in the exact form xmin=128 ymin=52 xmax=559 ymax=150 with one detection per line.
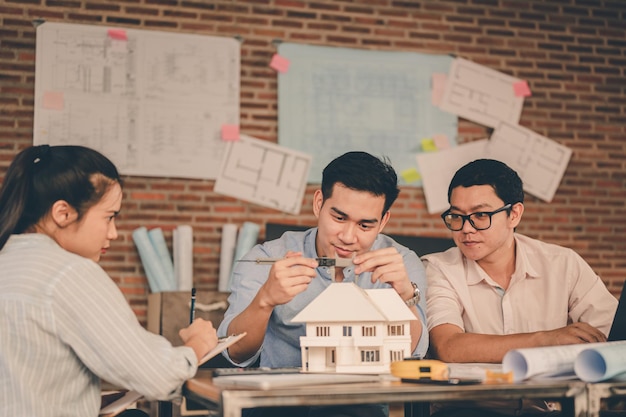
xmin=147 ymin=291 xmax=229 ymax=347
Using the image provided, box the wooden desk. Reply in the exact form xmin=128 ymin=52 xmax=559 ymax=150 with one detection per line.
xmin=184 ymin=370 xmax=588 ymax=417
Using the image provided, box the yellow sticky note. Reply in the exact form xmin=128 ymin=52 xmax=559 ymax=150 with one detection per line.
xmin=421 ymin=138 xmax=437 ymax=152
xmin=401 ymin=168 xmax=421 ymax=184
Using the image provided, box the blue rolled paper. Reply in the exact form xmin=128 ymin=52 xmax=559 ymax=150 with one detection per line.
xmin=147 ymin=227 xmax=176 ymax=289
xmin=132 ymin=226 xmax=174 ymax=292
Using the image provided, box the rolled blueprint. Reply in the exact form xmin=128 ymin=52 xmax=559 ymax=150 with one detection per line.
xmin=230 ymin=222 xmax=260 ymax=281
xmin=218 ymin=223 xmax=238 ymax=292
xmin=147 ymin=227 xmax=176 ymax=287
xmin=174 ymin=225 xmax=194 ymax=291
xmin=132 ymin=226 xmax=173 ymax=292
xmin=574 ymin=340 xmax=626 ymax=382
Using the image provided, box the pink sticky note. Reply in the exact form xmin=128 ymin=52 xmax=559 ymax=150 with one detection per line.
xmin=431 ymin=73 xmax=447 ymax=107
xmin=42 ymin=91 xmax=64 ymax=110
xmin=269 ymin=54 xmax=290 ymax=73
xmin=221 ymin=124 xmax=240 ymax=141
xmin=107 ymin=28 xmax=128 ymax=41
xmin=513 ymin=80 xmax=531 ymax=97
xmin=432 ymin=134 xmax=450 ymax=150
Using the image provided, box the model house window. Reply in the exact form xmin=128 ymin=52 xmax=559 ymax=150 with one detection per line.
xmin=342 ymin=326 xmax=352 ymax=337
xmin=390 ymin=350 xmax=404 ymax=362
xmin=360 ymin=349 xmax=380 ymax=363
xmin=331 ymin=349 xmax=335 ymax=363
xmin=387 ymin=324 xmax=404 ymax=336
xmin=361 ymin=326 xmax=376 ymax=337
xmin=316 ymin=326 xmax=330 ymax=337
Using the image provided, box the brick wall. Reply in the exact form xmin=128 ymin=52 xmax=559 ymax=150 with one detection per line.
xmin=1 ymin=0 xmax=624 ymax=324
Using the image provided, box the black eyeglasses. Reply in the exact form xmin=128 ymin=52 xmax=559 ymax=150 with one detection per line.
xmin=441 ymin=204 xmax=512 ymax=231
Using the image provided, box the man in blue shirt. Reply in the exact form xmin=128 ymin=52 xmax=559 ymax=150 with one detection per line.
xmin=218 ymin=151 xmax=428 ymax=417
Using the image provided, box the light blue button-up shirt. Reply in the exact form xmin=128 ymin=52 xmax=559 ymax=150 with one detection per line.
xmin=219 ymin=228 xmax=429 ymax=367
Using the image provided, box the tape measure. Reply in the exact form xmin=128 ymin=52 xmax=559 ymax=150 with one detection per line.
xmin=390 ymin=359 xmax=450 ymax=381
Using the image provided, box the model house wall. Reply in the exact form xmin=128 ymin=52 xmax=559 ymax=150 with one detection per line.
xmin=292 ymin=283 xmax=416 ymax=374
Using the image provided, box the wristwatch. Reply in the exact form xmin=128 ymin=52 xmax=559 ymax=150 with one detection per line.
xmin=405 ymin=282 xmax=421 ymax=307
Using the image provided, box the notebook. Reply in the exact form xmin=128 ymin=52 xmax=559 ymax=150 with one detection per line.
xmin=608 ymin=281 xmax=626 ymax=342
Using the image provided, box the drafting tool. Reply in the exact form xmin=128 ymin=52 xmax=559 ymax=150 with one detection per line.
xmin=237 ymin=257 xmax=353 ymax=281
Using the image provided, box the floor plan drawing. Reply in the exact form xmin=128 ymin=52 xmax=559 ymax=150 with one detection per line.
xmin=439 ymin=57 xmax=525 ymax=128
xmin=214 ymin=135 xmax=311 ymax=215
xmin=486 ymin=122 xmax=572 ymax=202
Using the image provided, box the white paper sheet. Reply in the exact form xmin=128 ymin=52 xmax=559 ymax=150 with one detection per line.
xmin=416 ymin=139 xmax=489 ymax=214
xmin=218 ymin=223 xmax=238 ymax=292
xmin=439 ymin=57 xmax=524 ymax=128
xmin=485 ymin=121 xmax=572 ymax=202
xmin=34 ymin=22 xmax=240 ymax=179
xmin=174 ymin=225 xmax=193 ymax=291
xmin=214 ymin=134 xmax=311 ymax=215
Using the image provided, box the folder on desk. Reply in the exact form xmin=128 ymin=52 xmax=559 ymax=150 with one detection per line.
xmin=212 ymin=373 xmax=381 ymax=390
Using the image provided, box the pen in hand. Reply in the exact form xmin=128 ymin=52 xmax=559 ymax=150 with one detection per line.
xmin=189 ymin=287 xmax=196 ymax=324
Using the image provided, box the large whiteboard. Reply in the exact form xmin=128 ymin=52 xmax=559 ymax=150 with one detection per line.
xmin=34 ymin=22 xmax=240 ymax=179
xmin=277 ymin=43 xmax=456 ymax=185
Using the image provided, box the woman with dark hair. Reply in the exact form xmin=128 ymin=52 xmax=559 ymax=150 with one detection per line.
xmin=0 ymin=145 xmax=217 ymax=417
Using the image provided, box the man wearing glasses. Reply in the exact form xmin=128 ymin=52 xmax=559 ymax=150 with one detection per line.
xmin=424 ymin=159 xmax=616 ymax=417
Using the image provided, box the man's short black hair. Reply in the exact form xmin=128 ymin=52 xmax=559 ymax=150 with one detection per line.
xmin=448 ymin=159 xmax=524 ymax=205
xmin=321 ymin=151 xmax=400 ymax=217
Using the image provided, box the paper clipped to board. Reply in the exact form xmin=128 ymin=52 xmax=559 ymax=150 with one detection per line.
xmin=199 ymin=332 xmax=247 ymax=366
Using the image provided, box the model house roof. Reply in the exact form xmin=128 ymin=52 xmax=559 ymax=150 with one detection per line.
xmin=291 ymin=282 xmax=417 ymax=323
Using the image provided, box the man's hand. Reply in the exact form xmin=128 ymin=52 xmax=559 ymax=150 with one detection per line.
xmin=539 ymin=322 xmax=607 ymax=345
xmin=256 ymin=251 xmax=319 ymax=309
xmin=352 ymin=247 xmax=414 ymax=301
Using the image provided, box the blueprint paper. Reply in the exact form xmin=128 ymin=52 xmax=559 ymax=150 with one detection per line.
xmin=218 ymin=223 xmax=238 ymax=292
xmin=214 ymin=134 xmax=312 ymax=215
xmin=132 ymin=227 xmax=175 ymax=292
xmin=174 ymin=225 xmax=193 ymax=291
xmin=417 ymin=139 xmax=489 ymax=214
xmin=147 ymin=227 xmax=175 ymax=286
xmin=33 ymin=22 xmax=240 ymax=179
xmin=277 ymin=43 xmax=457 ymax=185
xmin=575 ymin=341 xmax=626 ymax=382
xmin=439 ymin=57 xmax=524 ymax=128
xmin=485 ymin=122 xmax=572 ymax=202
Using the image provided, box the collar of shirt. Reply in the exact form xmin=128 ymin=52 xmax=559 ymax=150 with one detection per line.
xmin=464 ymin=234 xmax=541 ymax=287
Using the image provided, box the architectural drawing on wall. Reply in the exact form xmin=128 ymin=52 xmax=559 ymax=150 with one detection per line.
xmin=439 ymin=57 xmax=524 ymax=128
xmin=417 ymin=139 xmax=489 ymax=214
xmin=33 ymin=22 xmax=240 ymax=179
xmin=214 ymin=135 xmax=312 ymax=215
xmin=277 ymin=43 xmax=457 ymax=185
xmin=486 ymin=122 xmax=572 ymax=202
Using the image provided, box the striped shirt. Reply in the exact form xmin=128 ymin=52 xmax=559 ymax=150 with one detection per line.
xmin=0 ymin=234 xmax=197 ymax=417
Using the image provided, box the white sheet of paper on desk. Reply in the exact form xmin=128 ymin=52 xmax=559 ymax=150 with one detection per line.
xmin=417 ymin=139 xmax=489 ymax=214
xmin=214 ymin=134 xmax=312 ymax=215
xmin=439 ymin=57 xmax=524 ymax=128
xmin=485 ymin=122 xmax=572 ymax=202
xmin=212 ymin=372 xmax=381 ymax=390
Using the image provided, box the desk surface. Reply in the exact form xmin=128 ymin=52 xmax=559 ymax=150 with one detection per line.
xmin=185 ymin=370 xmax=588 ymax=417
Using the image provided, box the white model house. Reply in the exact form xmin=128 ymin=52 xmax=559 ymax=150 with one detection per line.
xmin=291 ymin=282 xmax=416 ymax=374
